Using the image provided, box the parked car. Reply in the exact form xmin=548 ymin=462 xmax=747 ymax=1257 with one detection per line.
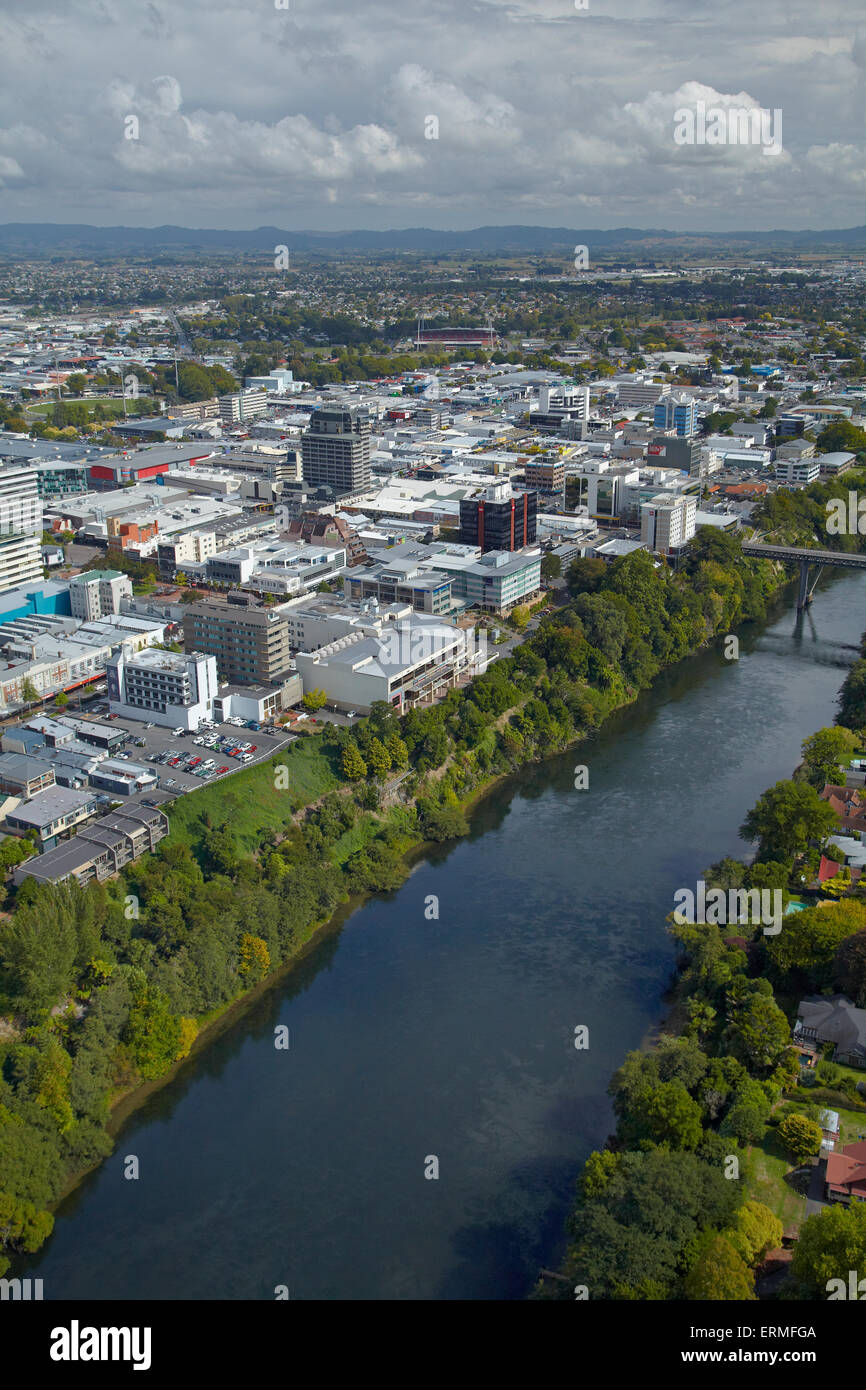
xmin=216 ymin=766 xmax=229 ymax=774
xmin=188 ymin=756 xmax=202 ymax=767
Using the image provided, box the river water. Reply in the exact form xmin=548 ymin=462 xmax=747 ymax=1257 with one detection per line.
xmin=22 ymin=573 xmax=866 ymax=1300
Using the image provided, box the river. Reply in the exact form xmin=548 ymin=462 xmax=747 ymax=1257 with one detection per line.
xmin=21 ymin=572 xmax=866 ymax=1300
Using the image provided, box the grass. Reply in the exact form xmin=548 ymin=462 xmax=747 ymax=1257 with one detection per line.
xmin=164 ymin=736 xmax=340 ymax=856
xmin=746 ymin=1129 xmax=807 ymax=1228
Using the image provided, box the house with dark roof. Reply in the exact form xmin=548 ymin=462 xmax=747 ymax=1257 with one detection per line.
xmin=825 ymin=1140 xmax=866 ymax=1204
xmin=794 ymin=995 xmax=866 ymax=1069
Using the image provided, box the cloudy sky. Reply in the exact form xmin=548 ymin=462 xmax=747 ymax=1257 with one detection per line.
xmin=0 ymin=0 xmax=864 ymax=231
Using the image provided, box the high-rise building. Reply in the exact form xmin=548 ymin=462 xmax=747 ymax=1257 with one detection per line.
xmin=301 ymin=406 xmax=371 ymax=495
xmin=640 ymin=494 xmax=697 ymax=554
xmin=459 ymin=482 xmax=537 ymax=552
xmin=653 ymin=394 xmax=699 ymax=437
xmin=0 ymin=462 xmax=43 ymax=594
xmin=182 ymin=596 xmax=294 ymax=685
xmin=523 ymin=453 xmax=565 ymax=495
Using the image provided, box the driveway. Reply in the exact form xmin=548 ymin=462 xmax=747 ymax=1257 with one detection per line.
xmin=805 ymin=1156 xmax=828 ymax=1217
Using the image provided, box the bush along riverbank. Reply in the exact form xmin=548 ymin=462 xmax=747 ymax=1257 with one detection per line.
xmin=0 ymin=482 xmax=863 ymax=1274
xmin=539 ymin=628 xmax=866 ymax=1302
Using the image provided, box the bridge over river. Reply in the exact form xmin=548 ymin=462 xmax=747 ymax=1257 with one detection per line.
xmin=740 ymin=541 xmax=866 ymax=610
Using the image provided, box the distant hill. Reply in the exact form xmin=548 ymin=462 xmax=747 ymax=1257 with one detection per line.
xmin=1 ymin=222 xmax=866 ymax=255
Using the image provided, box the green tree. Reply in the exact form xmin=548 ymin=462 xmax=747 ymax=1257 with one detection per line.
xmin=791 ymin=1202 xmax=866 ymax=1296
xmin=367 ymin=737 xmax=391 ymax=780
xmin=302 ymin=688 xmax=327 ymax=712
xmin=834 ymin=929 xmax=866 ymax=1007
xmin=683 ymin=1233 xmax=756 ymax=1300
xmin=53 ymin=691 xmax=69 ymax=708
xmin=800 ymin=726 xmax=859 ymax=789
xmin=541 ymin=553 xmax=562 ymax=582
xmin=341 ymin=740 xmax=367 ymax=781
xmin=778 ymin=1112 xmax=823 ymax=1162
xmin=740 ymin=779 xmax=838 ymax=863
xmin=724 ymin=1200 xmax=783 ymax=1266
xmin=385 ymin=733 xmax=409 ymax=770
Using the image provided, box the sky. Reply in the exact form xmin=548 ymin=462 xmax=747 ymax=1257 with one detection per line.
xmin=0 ymin=0 xmax=864 ymax=232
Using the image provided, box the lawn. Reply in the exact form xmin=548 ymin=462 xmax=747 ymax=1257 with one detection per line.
xmin=746 ymin=1129 xmax=807 ymax=1228
xmin=164 ymin=736 xmax=341 ymax=856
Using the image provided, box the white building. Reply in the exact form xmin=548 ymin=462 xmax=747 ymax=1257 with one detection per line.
xmin=640 ymin=494 xmax=697 ymax=554
xmin=106 ymin=648 xmax=218 ymax=730
xmin=68 ymin=569 xmax=133 ymax=620
xmin=0 ymin=462 xmax=42 ymax=594
xmin=774 ymin=457 xmax=822 ymax=486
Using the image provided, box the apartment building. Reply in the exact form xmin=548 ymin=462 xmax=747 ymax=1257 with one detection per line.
xmin=0 ymin=461 xmax=42 ymax=594
xmin=640 ymin=494 xmax=698 ymax=554
xmin=5 ymin=784 xmax=98 ymax=850
xmin=218 ymin=389 xmax=269 ymax=424
xmin=14 ymin=800 xmax=169 ymax=887
xmin=68 ymin=569 xmax=132 ymax=620
xmin=182 ymin=597 xmax=294 ymax=686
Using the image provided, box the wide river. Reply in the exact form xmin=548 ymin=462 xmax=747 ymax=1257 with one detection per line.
xmin=22 ymin=572 xmax=866 ymax=1300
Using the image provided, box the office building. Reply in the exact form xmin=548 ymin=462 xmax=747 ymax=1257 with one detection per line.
xmin=459 ymin=482 xmax=537 ymax=552
xmin=774 ymin=457 xmax=821 ymax=486
xmin=0 ymin=462 xmax=42 ymax=594
xmin=647 ymin=436 xmax=702 ymax=474
xmin=653 ymin=394 xmax=699 ymax=438
xmin=523 ymin=453 xmax=566 ymax=495
xmin=106 ymin=648 xmax=218 ymax=730
xmin=616 ymin=380 xmax=671 ymax=408
xmin=301 ymin=405 xmax=371 ymax=495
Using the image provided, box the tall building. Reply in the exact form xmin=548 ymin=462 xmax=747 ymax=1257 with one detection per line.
xmin=640 ymin=494 xmax=697 ymax=554
xmin=459 ymin=482 xmax=537 ymax=553
xmin=182 ymin=597 xmax=294 ymax=686
xmin=0 ymin=462 xmax=43 ymax=594
xmin=68 ymin=569 xmax=133 ymax=620
xmin=301 ymin=406 xmax=371 ymax=496
xmin=653 ymin=394 xmax=699 ymax=437
xmin=533 ymin=384 xmax=590 ymax=435
xmin=523 ymin=453 xmax=565 ymax=495
xmin=106 ymin=647 xmax=218 ymax=730
xmin=218 ymin=389 xmax=269 ymax=424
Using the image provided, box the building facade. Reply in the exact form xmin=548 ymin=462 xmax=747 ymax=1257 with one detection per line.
xmin=301 ymin=405 xmax=371 ymax=495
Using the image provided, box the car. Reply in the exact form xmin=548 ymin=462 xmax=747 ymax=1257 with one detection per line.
xmin=346 ymin=711 xmax=357 ymax=719
xmin=248 ymin=745 xmax=257 ymax=753
xmin=193 ymin=737 xmax=205 ymax=746
xmin=240 ymin=753 xmax=253 ymax=762
xmin=171 ymin=727 xmax=184 ymax=736
xmin=144 ymin=722 xmax=154 ymax=729
xmin=168 ymin=757 xmax=182 ymax=768
xmin=238 ymin=742 xmax=251 ymax=751
xmin=295 ymin=712 xmax=309 ymax=722
xmin=216 ymin=765 xmax=229 ymax=774
xmin=188 ymin=756 xmax=202 ymax=767
xmin=229 ymin=748 xmax=242 ymax=757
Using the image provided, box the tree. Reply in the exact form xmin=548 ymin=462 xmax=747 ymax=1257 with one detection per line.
xmin=724 ymin=1201 xmax=783 ymax=1266
xmin=511 ymin=605 xmax=530 ymax=632
xmin=302 ymin=688 xmax=327 ymax=712
xmin=567 ymin=557 xmax=607 ymax=597
xmin=778 ymin=1112 xmax=823 ymax=1162
xmin=726 ymin=991 xmax=792 ymax=1072
xmin=541 ymin=553 xmax=562 ymax=582
xmin=767 ymin=900 xmax=866 ymax=990
xmin=683 ymin=1233 xmax=756 ymax=1300
xmin=341 ymin=740 xmax=367 ymax=781
xmin=238 ymin=933 xmax=270 ymax=982
xmin=800 ymin=726 xmax=859 ymax=789
xmin=834 ymin=930 xmax=866 ymax=1007
xmin=53 ymin=691 xmax=69 ymax=708
xmin=20 ymin=678 xmax=40 ymax=706
xmin=740 ymin=779 xmax=838 ymax=863
xmin=385 ymin=733 xmax=409 ymax=770
xmin=635 ymin=1080 xmax=705 ymax=1150
xmin=791 ymin=1202 xmax=866 ymax=1295
xmin=367 ymin=736 xmax=391 ymax=780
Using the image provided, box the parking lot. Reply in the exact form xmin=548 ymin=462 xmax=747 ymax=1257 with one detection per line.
xmin=76 ymin=706 xmax=297 ymax=796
